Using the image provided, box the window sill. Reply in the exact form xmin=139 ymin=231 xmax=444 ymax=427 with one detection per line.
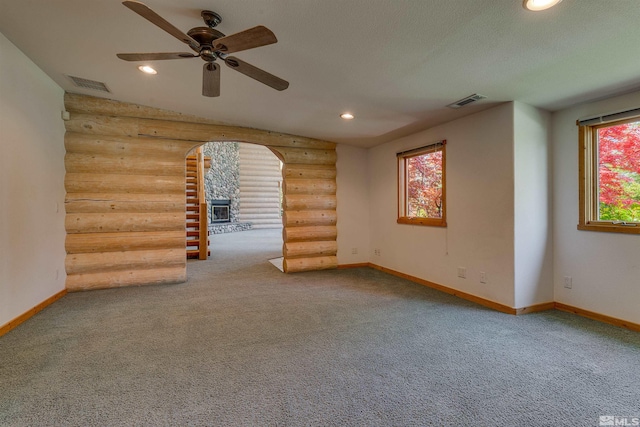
xmin=397 ymin=217 xmax=447 ymax=227
xmin=578 ymin=222 xmax=640 ymax=235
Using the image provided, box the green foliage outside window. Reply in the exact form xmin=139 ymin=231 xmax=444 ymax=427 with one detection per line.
xmin=597 ymin=120 xmax=640 ymax=222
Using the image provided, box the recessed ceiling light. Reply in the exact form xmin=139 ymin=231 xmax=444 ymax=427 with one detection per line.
xmin=138 ymin=65 xmax=157 ymax=75
xmin=523 ymin=0 xmax=562 ymax=11
xmin=340 ymin=113 xmax=354 ymax=120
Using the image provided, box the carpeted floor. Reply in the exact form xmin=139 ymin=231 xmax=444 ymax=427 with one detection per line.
xmin=1 ymin=229 xmax=639 ymax=426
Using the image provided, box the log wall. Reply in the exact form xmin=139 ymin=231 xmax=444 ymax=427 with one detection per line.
xmin=238 ymin=143 xmax=282 ymax=229
xmin=63 ymin=93 xmax=337 ymax=291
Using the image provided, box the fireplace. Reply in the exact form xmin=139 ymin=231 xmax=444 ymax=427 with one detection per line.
xmin=210 ymin=199 xmax=231 ymax=223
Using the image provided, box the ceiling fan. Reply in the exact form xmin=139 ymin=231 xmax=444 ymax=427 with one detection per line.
xmin=116 ymin=1 xmax=289 ymax=97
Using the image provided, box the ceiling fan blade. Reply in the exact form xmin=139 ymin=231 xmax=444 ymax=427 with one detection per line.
xmin=224 ymin=56 xmax=289 ymax=91
xmin=203 ymin=62 xmax=221 ymax=97
xmin=117 ymin=52 xmax=198 ymax=61
xmin=122 ymin=1 xmax=199 ymax=50
xmin=213 ymin=26 xmax=277 ymax=54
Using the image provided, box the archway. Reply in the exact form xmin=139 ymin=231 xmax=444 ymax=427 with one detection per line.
xmin=192 ymin=141 xmax=284 ymax=270
xmin=63 ymin=93 xmax=337 ymax=291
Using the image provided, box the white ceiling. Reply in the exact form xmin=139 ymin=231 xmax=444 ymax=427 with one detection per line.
xmin=1 ymin=0 xmax=640 ymax=148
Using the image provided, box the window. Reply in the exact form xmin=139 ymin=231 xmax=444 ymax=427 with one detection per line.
xmin=397 ymin=141 xmax=446 ymax=227
xmin=579 ymin=111 xmax=640 ymax=234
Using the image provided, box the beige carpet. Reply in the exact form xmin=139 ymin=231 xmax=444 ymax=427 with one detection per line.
xmin=1 ymin=229 xmax=639 ymax=426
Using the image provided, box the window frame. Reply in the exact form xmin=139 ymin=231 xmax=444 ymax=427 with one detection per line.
xmin=578 ymin=115 xmax=640 ymax=235
xmin=397 ymin=140 xmax=447 ymax=227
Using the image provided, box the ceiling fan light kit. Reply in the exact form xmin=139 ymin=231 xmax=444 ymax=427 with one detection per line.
xmin=117 ymin=1 xmax=289 ymax=97
xmin=137 ymin=65 xmax=157 ymax=74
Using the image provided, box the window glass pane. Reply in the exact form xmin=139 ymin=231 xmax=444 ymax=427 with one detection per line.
xmin=597 ymin=119 xmax=640 ymax=222
xmin=406 ymin=150 xmax=443 ymax=218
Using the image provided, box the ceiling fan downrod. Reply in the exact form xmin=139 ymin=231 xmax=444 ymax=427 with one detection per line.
xmin=117 ymin=1 xmax=289 ymax=97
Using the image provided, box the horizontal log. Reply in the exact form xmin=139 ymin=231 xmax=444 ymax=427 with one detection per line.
xmin=283 ymin=179 xmax=336 ymax=195
xmin=65 ymin=132 xmax=196 ymax=158
xmin=239 ymin=173 xmax=281 ymax=182
xmin=239 ymin=176 xmax=282 ymax=184
xmin=66 ymin=248 xmax=185 ymax=275
xmin=283 ymin=210 xmax=337 ymax=227
xmin=282 ymin=226 xmax=337 ymax=242
xmin=283 ymin=241 xmax=337 ymax=258
xmin=65 ymin=152 xmax=185 ymax=176
xmin=282 ymin=164 xmax=337 ymax=180
xmin=66 ymin=112 xmax=335 ymax=150
xmin=283 ymin=256 xmax=338 ymax=273
xmin=239 ymin=186 xmax=280 ymax=194
xmin=65 ymin=193 xmax=185 ymax=214
xmin=66 ymin=212 xmax=184 ymax=233
xmin=65 ymin=93 xmax=227 ymax=125
xmin=65 ymin=173 xmax=185 ymax=194
xmin=66 ymin=266 xmax=187 ymax=291
xmin=283 ymin=194 xmax=337 ymax=211
xmin=273 ymin=147 xmax=336 ymax=165
xmin=66 ymin=192 xmax=186 ymax=203
xmin=138 ymin=120 xmax=335 ymax=150
xmin=238 ymin=155 xmax=281 ymax=164
xmin=65 ymin=113 xmax=139 ymax=137
xmin=65 ymin=200 xmax=183 ymax=214
xmin=240 ymin=201 xmax=279 ymax=210
xmin=66 ymin=231 xmax=185 ymax=253
xmin=238 ymin=164 xmax=282 ymax=176
xmin=237 ymin=178 xmax=277 ymax=186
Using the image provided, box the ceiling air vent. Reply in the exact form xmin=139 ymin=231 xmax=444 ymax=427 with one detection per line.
xmin=66 ymin=75 xmax=111 ymax=93
xmin=447 ymin=93 xmax=487 ymax=109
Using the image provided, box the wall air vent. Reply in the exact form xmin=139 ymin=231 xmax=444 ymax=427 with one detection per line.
xmin=447 ymin=93 xmax=487 ymax=109
xmin=66 ymin=75 xmax=111 ymax=93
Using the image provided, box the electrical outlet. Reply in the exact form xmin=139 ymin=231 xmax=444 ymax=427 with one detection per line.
xmin=374 ymin=248 xmax=381 ymax=256
xmin=351 ymin=247 xmax=358 ymax=255
xmin=564 ymin=276 xmax=572 ymax=289
xmin=457 ymin=267 xmax=467 ymax=279
xmin=480 ymin=271 xmax=487 ymax=283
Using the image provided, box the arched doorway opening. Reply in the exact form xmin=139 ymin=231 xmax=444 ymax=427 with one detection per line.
xmin=188 ymin=141 xmax=285 ymax=272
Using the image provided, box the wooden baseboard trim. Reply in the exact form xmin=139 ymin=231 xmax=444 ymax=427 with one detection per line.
xmin=365 ymin=264 xmax=637 ymax=330
xmin=0 ymin=289 xmax=67 ymax=337
xmin=554 ymin=302 xmax=640 ymax=333
xmin=368 ymin=263 xmax=518 ymax=315
xmin=337 ymin=263 xmax=370 ymax=269
xmin=515 ymin=302 xmax=556 ymax=315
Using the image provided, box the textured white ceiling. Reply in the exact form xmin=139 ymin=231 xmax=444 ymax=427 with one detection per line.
xmin=1 ymin=0 xmax=640 ymax=147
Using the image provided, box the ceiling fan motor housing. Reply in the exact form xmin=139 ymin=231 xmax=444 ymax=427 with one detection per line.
xmin=187 ymin=27 xmax=226 ymax=60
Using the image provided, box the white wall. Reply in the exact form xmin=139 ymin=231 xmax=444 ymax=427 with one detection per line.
xmin=368 ymin=103 xmax=516 ymax=307
xmin=336 ymin=144 xmax=370 ymax=265
xmin=552 ymin=90 xmax=640 ymax=324
xmin=513 ymin=102 xmax=553 ymax=308
xmin=0 ymin=32 xmax=66 ymax=327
